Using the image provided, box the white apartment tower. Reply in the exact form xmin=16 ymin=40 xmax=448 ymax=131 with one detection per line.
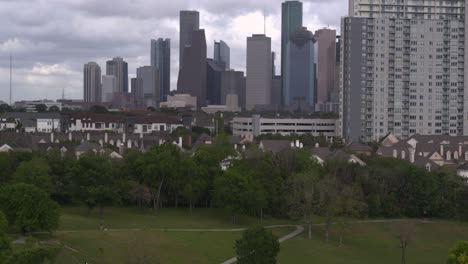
xmin=341 ymin=0 xmax=468 ymax=142
xmin=246 ymin=34 xmax=272 ymax=110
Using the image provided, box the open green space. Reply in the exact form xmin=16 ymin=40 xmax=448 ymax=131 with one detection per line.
xmin=40 ymin=207 xmax=468 ymax=263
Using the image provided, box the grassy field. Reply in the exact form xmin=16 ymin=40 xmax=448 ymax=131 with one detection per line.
xmin=44 ymin=207 xmax=468 ymax=263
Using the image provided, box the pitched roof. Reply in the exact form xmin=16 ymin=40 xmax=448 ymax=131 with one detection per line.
xmin=347 ymin=142 xmax=373 ymax=152
xmin=260 ymin=140 xmax=293 ymax=153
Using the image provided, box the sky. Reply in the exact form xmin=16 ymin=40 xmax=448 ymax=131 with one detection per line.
xmin=0 ymin=0 xmax=346 ymax=103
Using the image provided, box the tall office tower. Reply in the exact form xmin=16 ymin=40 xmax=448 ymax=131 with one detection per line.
xmin=83 ymin=62 xmax=101 ymax=103
xmin=221 ymin=70 xmax=246 ymax=108
xmin=281 ymin=1 xmax=303 ymax=106
xmin=246 ymin=34 xmax=272 ymax=110
xmin=177 ymin=29 xmax=207 ymax=107
xmin=271 ymin=52 xmax=276 ymax=77
xmin=179 ymin=10 xmax=200 ymax=69
xmin=207 ymin=59 xmax=223 ymax=105
xmin=315 ymin=28 xmax=337 ymax=107
xmin=136 ymin=66 xmax=160 ymax=108
xmin=284 ymin=27 xmax=316 ymax=109
xmin=106 ymin=57 xmax=129 ymax=93
xmin=341 ymin=0 xmax=468 ymax=142
xmin=214 ymin=40 xmax=230 ymax=70
xmin=131 ymin=77 xmax=144 ymax=107
xmin=101 ymin=75 xmax=117 ymax=103
xmin=151 ymin=38 xmax=171 ymax=102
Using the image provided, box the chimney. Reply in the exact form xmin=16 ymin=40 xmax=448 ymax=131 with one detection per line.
xmin=296 ymin=140 xmax=300 ymax=148
xmin=50 ymin=133 xmax=54 ymax=143
xmin=409 ymin=147 xmax=415 ymax=164
xmin=123 ymin=133 xmax=126 ymax=143
xmin=119 ymin=143 xmax=124 ymax=156
xmin=86 ymin=133 xmax=90 ymax=141
xmin=104 ymin=132 xmax=108 ymax=143
xmin=127 ymin=139 xmax=132 ymax=149
xmin=459 ymin=144 xmax=462 ymax=159
xmin=242 ymin=145 xmax=246 ymax=151
xmin=315 ymin=143 xmax=320 ymax=148
xmin=440 ymin=144 xmax=444 ymax=156
xmin=300 ymin=143 xmax=304 ymax=149
xmin=68 ymin=132 xmax=72 ymax=141
xmin=178 ymin=136 xmax=183 ymax=148
xmin=291 ymin=141 xmax=295 ymax=148
xmin=234 ymin=144 xmax=238 ymax=150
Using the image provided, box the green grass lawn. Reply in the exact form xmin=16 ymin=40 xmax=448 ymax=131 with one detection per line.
xmin=278 ymin=220 xmax=468 ymax=264
xmin=46 ymin=207 xmax=468 ymax=264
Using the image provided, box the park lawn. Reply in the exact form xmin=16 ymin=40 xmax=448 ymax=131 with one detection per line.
xmin=278 ymin=220 xmax=468 ymax=264
xmin=53 ymin=228 xmax=294 ymax=263
xmin=59 ymin=206 xmax=297 ymax=230
xmin=53 ymin=206 xmax=295 ymax=263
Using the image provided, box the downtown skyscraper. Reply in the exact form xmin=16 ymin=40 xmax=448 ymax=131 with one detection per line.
xmin=106 ymin=57 xmax=129 ymax=93
xmin=284 ymin=27 xmax=316 ymax=110
xmin=151 ymin=38 xmax=171 ymax=102
xmin=177 ymin=29 xmax=207 ymax=107
xmin=214 ymin=40 xmax=230 ymax=70
xmin=246 ymin=34 xmax=272 ymax=110
xmin=179 ymin=10 xmax=200 ymax=69
xmin=281 ymin=1 xmax=303 ymax=107
xmin=340 ymin=0 xmax=468 ymax=142
xmin=83 ymin=62 xmax=101 ymax=103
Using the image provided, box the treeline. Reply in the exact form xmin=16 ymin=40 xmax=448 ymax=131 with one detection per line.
xmin=0 ymin=135 xmax=467 ymax=225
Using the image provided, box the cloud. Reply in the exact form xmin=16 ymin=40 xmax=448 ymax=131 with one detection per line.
xmin=0 ymin=0 xmax=346 ymax=102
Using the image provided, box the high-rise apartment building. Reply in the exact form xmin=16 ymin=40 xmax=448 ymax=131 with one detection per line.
xmin=284 ymin=27 xmax=316 ymax=109
xmin=214 ymin=40 xmax=230 ymax=70
xmin=151 ymin=38 xmax=171 ymax=102
xmin=101 ymin=75 xmax=117 ymax=103
xmin=106 ymin=57 xmax=128 ymax=93
xmin=341 ymin=0 xmax=468 ymax=142
xmin=281 ymin=1 xmax=303 ymax=107
xmin=315 ymin=28 xmax=337 ymax=107
xmin=177 ymin=29 xmax=207 ymax=107
xmin=136 ymin=66 xmax=159 ymax=108
xmin=180 ymin=10 xmax=200 ymax=69
xmin=83 ymin=62 xmax=101 ymax=103
xmin=246 ymin=34 xmax=272 ymax=110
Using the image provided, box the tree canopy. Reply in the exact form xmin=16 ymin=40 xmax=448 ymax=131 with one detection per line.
xmin=235 ymin=225 xmax=280 ymax=264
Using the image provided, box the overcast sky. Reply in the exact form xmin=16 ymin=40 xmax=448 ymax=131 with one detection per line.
xmin=0 ymin=0 xmax=346 ymax=103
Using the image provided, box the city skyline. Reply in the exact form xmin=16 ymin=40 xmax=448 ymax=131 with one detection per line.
xmin=0 ymin=0 xmax=343 ymax=102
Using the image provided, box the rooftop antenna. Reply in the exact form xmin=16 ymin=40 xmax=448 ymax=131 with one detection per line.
xmin=62 ymin=88 xmax=65 ymax=100
xmin=263 ymin=9 xmax=267 ymax=35
xmin=9 ymin=53 xmax=12 ymax=105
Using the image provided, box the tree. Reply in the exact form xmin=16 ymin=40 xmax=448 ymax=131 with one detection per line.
xmin=393 ymin=220 xmax=416 ymax=264
xmin=137 ymin=144 xmax=181 ymax=211
xmin=48 ymin=105 xmax=60 ymax=112
xmin=448 ymin=241 xmax=468 ymax=264
xmin=90 ymin=105 xmax=108 ymax=113
xmin=235 ymin=225 xmax=280 ymax=264
xmin=35 ymin=104 xmax=48 ymax=113
xmin=0 ymin=183 xmax=59 ymax=233
xmin=68 ymin=154 xmax=117 ymax=216
xmin=317 ymin=173 xmax=340 ymax=243
xmin=181 ymin=156 xmax=209 ymax=212
xmin=288 ymin=168 xmax=319 ymax=240
xmin=13 ymin=157 xmax=53 ymax=193
xmin=213 ymin=168 xmax=265 ymax=224
xmin=0 ymin=104 xmax=12 ymax=113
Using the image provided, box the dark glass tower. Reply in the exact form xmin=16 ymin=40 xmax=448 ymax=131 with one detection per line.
xmin=151 ymin=38 xmax=171 ymax=102
xmin=177 ymin=29 xmax=207 ymax=107
xmin=179 ymin=10 xmax=200 ymax=69
xmin=281 ymin=1 xmax=303 ymax=106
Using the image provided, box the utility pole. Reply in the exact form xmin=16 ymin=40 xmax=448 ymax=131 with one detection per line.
xmin=9 ymin=53 xmax=12 ymax=106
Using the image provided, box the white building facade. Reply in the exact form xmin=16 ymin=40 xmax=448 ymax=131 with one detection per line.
xmin=232 ymin=114 xmax=339 ymax=138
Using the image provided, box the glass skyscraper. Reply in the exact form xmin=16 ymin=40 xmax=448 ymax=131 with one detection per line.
xmin=151 ymin=38 xmax=171 ymax=102
xmin=281 ymin=1 xmax=303 ymax=107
